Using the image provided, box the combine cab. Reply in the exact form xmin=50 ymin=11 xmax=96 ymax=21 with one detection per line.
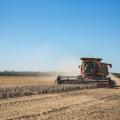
xmin=56 ymin=57 xmax=115 ymax=88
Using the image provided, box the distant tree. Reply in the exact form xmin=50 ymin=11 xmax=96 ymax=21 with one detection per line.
xmin=0 ymin=71 xmax=57 ymax=76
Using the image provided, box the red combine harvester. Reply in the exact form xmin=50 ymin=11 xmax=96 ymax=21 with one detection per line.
xmin=56 ymin=57 xmax=115 ymax=88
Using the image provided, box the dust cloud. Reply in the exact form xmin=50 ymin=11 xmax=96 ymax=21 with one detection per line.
xmin=111 ymin=74 xmax=120 ymax=86
xmin=56 ymin=57 xmax=80 ymax=76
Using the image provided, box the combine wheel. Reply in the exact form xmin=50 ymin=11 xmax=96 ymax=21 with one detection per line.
xmin=109 ymin=80 xmax=116 ymax=88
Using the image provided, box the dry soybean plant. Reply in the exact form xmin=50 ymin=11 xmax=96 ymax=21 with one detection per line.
xmin=0 ymin=84 xmax=100 ymax=99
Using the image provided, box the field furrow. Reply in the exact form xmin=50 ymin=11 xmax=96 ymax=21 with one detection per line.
xmin=0 ymin=88 xmax=119 ymax=120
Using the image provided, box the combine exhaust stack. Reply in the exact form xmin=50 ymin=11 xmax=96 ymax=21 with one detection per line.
xmin=56 ymin=57 xmax=116 ymax=88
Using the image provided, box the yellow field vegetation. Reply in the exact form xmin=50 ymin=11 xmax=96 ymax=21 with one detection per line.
xmin=0 ymin=76 xmax=56 ymax=87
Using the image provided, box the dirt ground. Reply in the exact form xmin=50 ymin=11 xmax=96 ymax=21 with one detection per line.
xmin=0 ymin=75 xmax=120 ymax=120
xmin=0 ymin=87 xmax=120 ymax=120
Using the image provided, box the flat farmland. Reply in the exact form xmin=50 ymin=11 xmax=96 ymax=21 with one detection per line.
xmin=0 ymin=76 xmax=55 ymax=88
xmin=0 ymin=75 xmax=119 ymax=120
xmin=0 ymin=88 xmax=120 ymax=120
xmin=0 ymin=75 xmax=119 ymax=88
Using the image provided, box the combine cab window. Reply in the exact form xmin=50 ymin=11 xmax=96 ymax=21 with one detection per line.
xmin=84 ymin=62 xmax=95 ymax=74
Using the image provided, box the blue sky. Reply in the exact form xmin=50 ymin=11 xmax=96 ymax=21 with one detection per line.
xmin=0 ymin=0 xmax=120 ymax=72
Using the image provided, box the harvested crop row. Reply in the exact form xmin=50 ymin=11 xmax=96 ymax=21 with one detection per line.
xmin=0 ymin=84 xmax=102 ymax=99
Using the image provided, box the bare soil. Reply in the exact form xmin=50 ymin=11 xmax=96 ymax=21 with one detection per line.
xmin=0 ymin=87 xmax=120 ymax=120
xmin=0 ymin=76 xmax=119 ymax=120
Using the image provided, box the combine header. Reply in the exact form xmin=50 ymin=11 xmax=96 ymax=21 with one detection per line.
xmin=56 ymin=57 xmax=115 ymax=88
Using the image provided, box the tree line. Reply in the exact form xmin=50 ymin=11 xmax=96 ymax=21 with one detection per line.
xmin=0 ymin=71 xmax=119 ymax=77
xmin=0 ymin=71 xmax=57 ymax=76
xmin=112 ymin=73 xmax=120 ymax=78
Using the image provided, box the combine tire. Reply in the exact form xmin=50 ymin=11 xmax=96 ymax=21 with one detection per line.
xmin=109 ymin=80 xmax=116 ymax=88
